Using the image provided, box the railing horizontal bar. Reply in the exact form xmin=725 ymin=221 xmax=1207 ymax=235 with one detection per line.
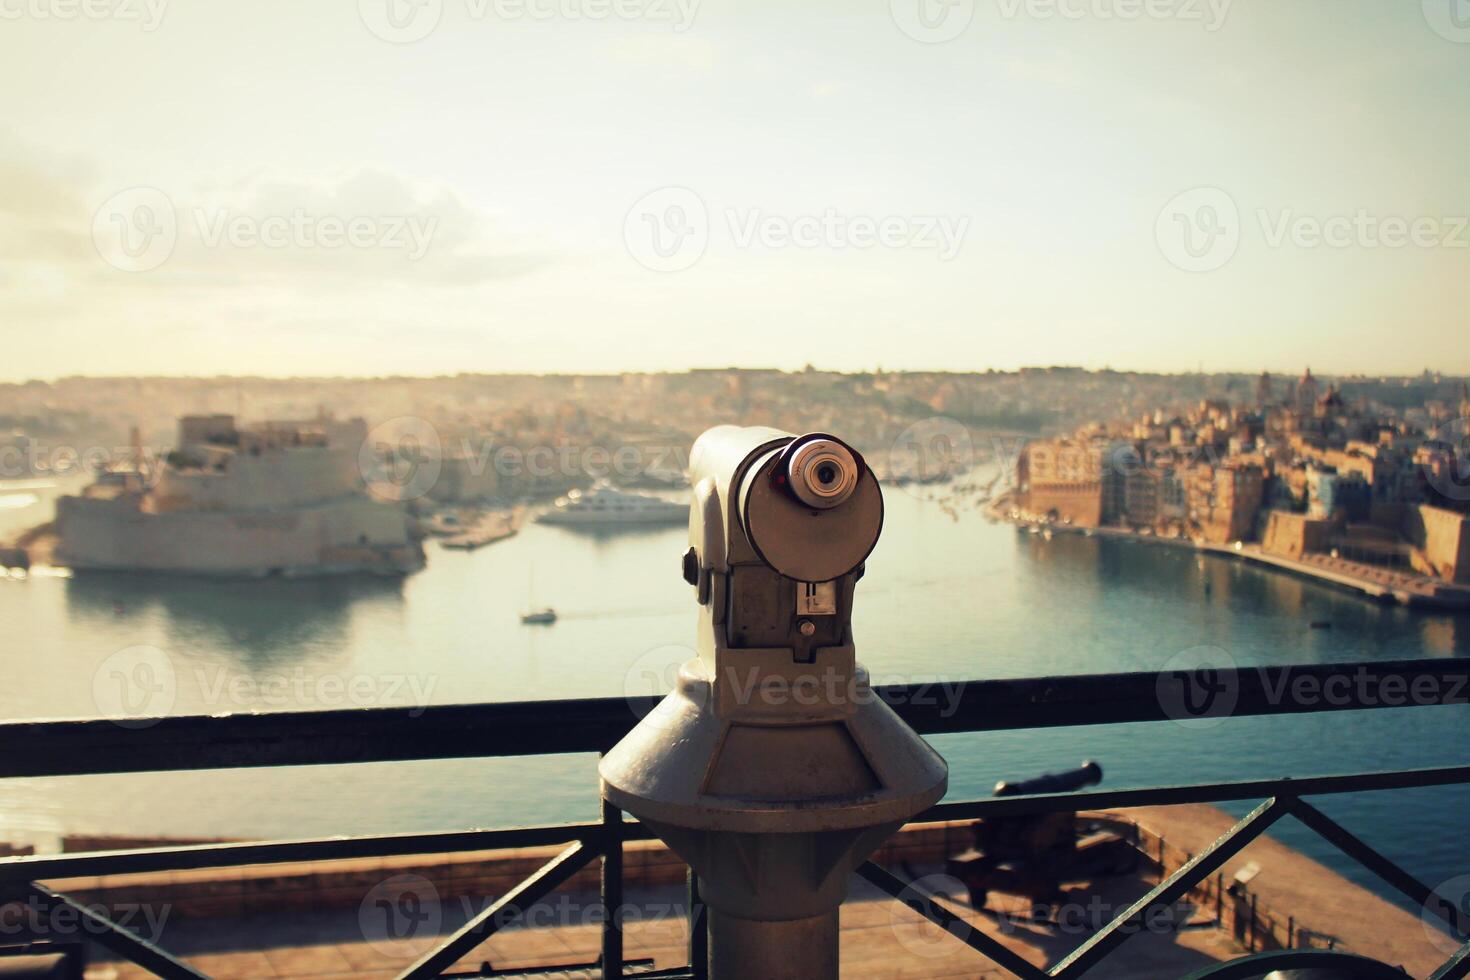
xmin=26 ymin=882 xmax=210 ymax=980
xmin=1050 ymin=797 xmax=1291 ymax=980
xmin=6 ymin=765 xmax=1470 ymax=885
xmin=1430 ymin=940 xmax=1470 ymax=980
xmin=2 ymin=658 xmax=1464 ymax=779
xmin=0 ymin=696 xmax=639 ymax=778
xmin=396 ymin=840 xmax=596 ymax=980
xmin=1283 ymin=797 xmax=1470 ymax=938
xmin=898 ymin=658 xmax=1470 ymax=737
xmin=856 ymin=860 xmax=1050 ymax=980
xmin=0 ymin=820 xmax=649 ymax=885
xmin=920 ymin=764 xmax=1470 ymax=820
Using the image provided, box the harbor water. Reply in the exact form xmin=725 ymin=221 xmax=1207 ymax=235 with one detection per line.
xmin=1 ymin=474 xmax=1466 ymax=906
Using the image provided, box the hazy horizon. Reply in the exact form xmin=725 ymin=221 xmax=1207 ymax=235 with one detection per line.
xmin=5 ymin=0 xmax=1468 ymax=381
xmin=5 ymin=362 xmax=1469 ymax=387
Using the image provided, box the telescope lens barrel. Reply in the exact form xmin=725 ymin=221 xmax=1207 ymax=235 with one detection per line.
xmin=787 ymin=439 xmax=860 ymax=509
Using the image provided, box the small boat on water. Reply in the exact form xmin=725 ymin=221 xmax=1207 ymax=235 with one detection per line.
xmin=520 ymin=565 xmax=555 ymax=624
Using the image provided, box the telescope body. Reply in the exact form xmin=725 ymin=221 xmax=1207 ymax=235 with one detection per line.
xmin=600 ymin=426 xmax=947 ymax=980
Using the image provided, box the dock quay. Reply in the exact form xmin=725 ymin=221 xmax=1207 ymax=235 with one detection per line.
xmin=12 ymin=804 xmax=1442 ymax=979
xmin=1229 ymin=546 xmax=1470 ymax=610
xmin=994 ymin=495 xmax=1470 ymax=611
xmin=0 ymin=519 xmax=53 ymax=569
xmin=437 ymin=507 xmax=524 ymax=551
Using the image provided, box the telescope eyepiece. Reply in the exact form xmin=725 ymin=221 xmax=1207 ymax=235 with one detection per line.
xmin=786 ymin=437 xmax=860 ymax=509
xmin=690 ymin=426 xmax=881 ymax=583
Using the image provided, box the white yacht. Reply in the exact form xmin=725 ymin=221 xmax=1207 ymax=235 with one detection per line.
xmin=535 ymin=485 xmax=687 ymax=527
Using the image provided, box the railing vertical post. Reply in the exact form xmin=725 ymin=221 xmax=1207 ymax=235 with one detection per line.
xmin=1249 ymin=893 xmax=1259 ymax=952
xmin=601 ymin=794 xmax=623 ymax=979
xmin=1215 ymin=872 xmax=1224 ymax=924
xmin=1287 ymin=915 xmax=1295 ymax=949
xmin=688 ymin=868 xmax=708 ymax=980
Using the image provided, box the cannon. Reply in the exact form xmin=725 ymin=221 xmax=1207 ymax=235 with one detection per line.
xmin=946 ymin=760 xmax=1139 ymax=917
xmin=993 ymin=760 xmax=1103 ymax=798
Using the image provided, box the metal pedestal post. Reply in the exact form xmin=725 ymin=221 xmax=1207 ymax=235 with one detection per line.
xmin=707 ymin=909 xmax=839 ymax=980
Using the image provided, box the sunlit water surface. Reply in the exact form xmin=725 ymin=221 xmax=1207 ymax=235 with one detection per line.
xmin=1 ymin=475 xmax=1466 ymax=909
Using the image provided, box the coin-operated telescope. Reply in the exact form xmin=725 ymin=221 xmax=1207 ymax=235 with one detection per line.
xmin=600 ymin=426 xmax=948 ymax=980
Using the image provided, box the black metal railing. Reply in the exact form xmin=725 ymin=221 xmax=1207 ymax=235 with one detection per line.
xmin=2 ymin=657 xmax=1468 ymax=979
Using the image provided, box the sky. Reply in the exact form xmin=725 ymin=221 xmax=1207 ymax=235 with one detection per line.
xmin=2 ymin=0 xmax=1468 ymax=381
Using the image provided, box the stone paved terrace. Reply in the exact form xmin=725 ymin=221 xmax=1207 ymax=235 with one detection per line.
xmin=83 ymin=876 xmax=1244 ymax=980
xmin=38 ymin=805 xmax=1447 ymax=979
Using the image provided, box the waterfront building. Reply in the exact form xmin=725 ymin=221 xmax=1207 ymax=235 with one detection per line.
xmin=53 ymin=415 xmax=424 ymax=576
xmin=1217 ymin=465 xmax=1264 ymax=542
xmin=1263 ymin=510 xmax=1336 ymax=558
xmin=1123 ymin=463 xmax=1160 ymax=529
xmin=1307 ymin=466 xmax=1337 ymax=520
xmin=1017 ymin=438 xmax=1105 ymax=525
xmin=1159 ymin=466 xmax=1188 ymax=525
xmin=1101 ymin=440 xmax=1133 ymax=524
xmin=1405 ymin=505 xmax=1470 ymax=583
xmin=1011 ymin=374 xmax=1469 ymax=586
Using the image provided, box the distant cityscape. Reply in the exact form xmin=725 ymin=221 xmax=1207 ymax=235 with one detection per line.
xmin=1011 ymin=368 xmax=1470 ymax=594
xmin=4 ymin=365 xmax=1469 ymax=480
xmin=3 ymin=366 xmax=1468 ymax=591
